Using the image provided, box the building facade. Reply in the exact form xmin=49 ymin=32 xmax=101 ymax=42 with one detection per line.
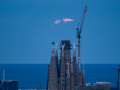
xmin=0 ymin=80 xmax=18 ymax=90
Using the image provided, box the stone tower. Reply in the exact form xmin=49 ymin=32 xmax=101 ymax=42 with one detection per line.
xmin=70 ymin=57 xmax=74 ymax=90
xmin=59 ymin=43 xmax=66 ymax=90
xmin=78 ymin=57 xmax=82 ymax=86
xmin=48 ymin=47 xmax=58 ymax=90
xmin=82 ymin=63 xmax=86 ymax=85
xmin=55 ymin=44 xmax=58 ymax=77
xmin=59 ymin=40 xmax=71 ymax=90
xmin=73 ymin=44 xmax=77 ymax=86
xmin=61 ymin=40 xmax=71 ymax=87
xmin=66 ymin=63 xmax=70 ymax=90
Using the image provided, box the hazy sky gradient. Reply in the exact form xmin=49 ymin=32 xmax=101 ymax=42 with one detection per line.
xmin=0 ymin=0 xmax=120 ymax=64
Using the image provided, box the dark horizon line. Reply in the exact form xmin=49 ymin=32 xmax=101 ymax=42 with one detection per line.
xmin=0 ymin=63 xmax=119 ymax=64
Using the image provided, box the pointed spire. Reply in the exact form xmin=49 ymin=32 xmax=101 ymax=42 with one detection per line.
xmin=78 ymin=57 xmax=82 ymax=86
xmin=55 ymin=43 xmax=58 ymax=81
xmin=55 ymin=44 xmax=58 ymax=63
xmin=70 ymin=57 xmax=74 ymax=90
xmin=55 ymin=44 xmax=58 ymax=58
xmin=73 ymin=44 xmax=77 ymax=86
xmin=59 ymin=43 xmax=66 ymax=90
xmin=82 ymin=63 xmax=86 ymax=85
xmin=51 ymin=42 xmax=55 ymax=57
xmin=48 ymin=44 xmax=58 ymax=90
xmin=71 ymin=57 xmax=73 ymax=73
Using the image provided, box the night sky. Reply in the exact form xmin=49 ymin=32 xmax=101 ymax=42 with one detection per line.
xmin=0 ymin=0 xmax=120 ymax=64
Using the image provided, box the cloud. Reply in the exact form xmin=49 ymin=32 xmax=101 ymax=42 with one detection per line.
xmin=63 ymin=18 xmax=74 ymax=22
xmin=54 ymin=20 xmax=61 ymax=24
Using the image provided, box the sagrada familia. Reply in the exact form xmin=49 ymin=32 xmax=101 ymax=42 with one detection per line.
xmin=46 ymin=40 xmax=86 ymax=90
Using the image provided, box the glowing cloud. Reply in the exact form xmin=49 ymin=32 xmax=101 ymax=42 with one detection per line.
xmin=63 ymin=18 xmax=74 ymax=22
xmin=54 ymin=20 xmax=61 ymax=24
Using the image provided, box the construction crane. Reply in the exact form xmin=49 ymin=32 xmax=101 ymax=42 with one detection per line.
xmin=76 ymin=6 xmax=87 ymax=60
xmin=37 ymin=74 xmax=41 ymax=90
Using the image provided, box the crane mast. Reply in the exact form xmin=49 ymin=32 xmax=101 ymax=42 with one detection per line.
xmin=76 ymin=6 xmax=87 ymax=60
xmin=76 ymin=6 xmax=87 ymax=86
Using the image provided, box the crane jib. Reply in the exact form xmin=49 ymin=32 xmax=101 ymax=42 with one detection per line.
xmin=77 ymin=6 xmax=87 ymax=85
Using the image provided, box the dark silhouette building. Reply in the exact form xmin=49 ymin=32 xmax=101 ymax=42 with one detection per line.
xmin=48 ymin=49 xmax=58 ymax=90
xmin=47 ymin=40 xmax=86 ymax=90
xmin=0 ymin=68 xmax=18 ymax=90
xmin=78 ymin=57 xmax=82 ymax=86
xmin=66 ymin=63 xmax=70 ymax=90
xmin=82 ymin=63 xmax=86 ymax=85
xmin=1 ymin=80 xmax=18 ymax=90
xmin=75 ymin=85 xmax=110 ymax=90
xmin=110 ymin=65 xmax=120 ymax=90
xmin=59 ymin=41 xmax=66 ymax=90
xmin=73 ymin=49 xmax=77 ymax=86
xmin=70 ymin=58 xmax=74 ymax=90
xmin=46 ymin=40 xmax=113 ymax=90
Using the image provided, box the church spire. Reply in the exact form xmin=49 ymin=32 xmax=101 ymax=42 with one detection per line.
xmin=78 ymin=57 xmax=82 ymax=86
xmin=70 ymin=57 xmax=74 ymax=90
xmin=55 ymin=43 xmax=58 ymax=82
xmin=59 ymin=44 xmax=66 ymax=90
xmin=66 ymin=63 xmax=70 ymax=90
xmin=82 ymin=63 xmax=86 ymax=85
xmin=73 ymin=44 xmax=77 ymax=86
xmin=48 ymin=43 xmax=58 ymax=90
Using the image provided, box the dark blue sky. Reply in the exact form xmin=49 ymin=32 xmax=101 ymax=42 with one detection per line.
xmin=0 ymin=0 xmax=120 ymax=64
